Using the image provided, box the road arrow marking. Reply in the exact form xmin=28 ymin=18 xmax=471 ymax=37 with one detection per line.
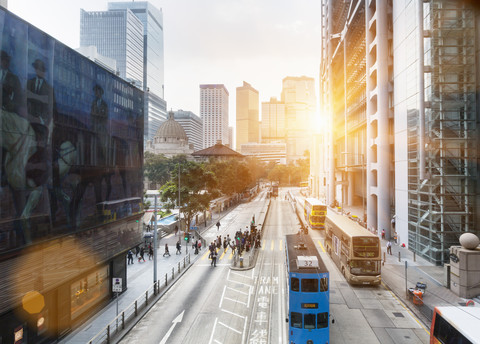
xmin=159 ymin=310 xmax=184 ymax=344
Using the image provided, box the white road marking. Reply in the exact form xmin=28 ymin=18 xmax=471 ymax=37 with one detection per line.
xmin=230 ymin=271 xmax=254 ymax=279
xmin=223 ymin=296 xmax=247 ymax=306
xmin=208 ymin=317 xmax=218 ymax=344
xmin=221 ymin=308 xmax=246 ymax=319
xmin=159 ymin=310 xmax=184 ymax=344
xmin=218 ymin=321 xmax=242 ymax=334
xmin=226 ymin=286 xmax=249 ymax=295
xmin=219 ymin=285 xmax=226 ymax=308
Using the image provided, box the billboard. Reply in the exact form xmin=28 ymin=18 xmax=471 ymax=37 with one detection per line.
xmin=0 ymin=9 xmax=144 ymax=253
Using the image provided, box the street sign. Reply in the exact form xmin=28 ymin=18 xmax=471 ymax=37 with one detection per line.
xmin=112 ymin=278 xmax=122 ymax=292
xmin=190 ymin=226 xmax=198 ymax=230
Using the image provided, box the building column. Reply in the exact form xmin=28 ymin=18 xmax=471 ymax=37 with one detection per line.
xmin=376 ymin=0 xmax=391 ymax=239
xmin=348 ymin=171 xmax=354 ymax=206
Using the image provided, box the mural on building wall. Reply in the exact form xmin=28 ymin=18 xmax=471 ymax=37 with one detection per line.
xmin=0 ymin=10 xmax=144 ymax=253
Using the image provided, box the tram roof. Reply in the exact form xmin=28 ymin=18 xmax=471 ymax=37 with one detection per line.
xmin=286 ymin=234 xmax=328 ymax=274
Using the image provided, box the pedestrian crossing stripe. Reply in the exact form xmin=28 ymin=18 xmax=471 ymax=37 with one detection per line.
xmin=270 ymin=240 xmax=274 ymax=251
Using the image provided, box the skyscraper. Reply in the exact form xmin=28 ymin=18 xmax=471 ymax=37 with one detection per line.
xmin=174 ymin=110 xmax=203 ymax=152
xmin=319 ymin=0 xmax=480 ymax=265
xmin=281 ymin=76 xmax=316 ymax=162
xmin=80 ymin=1 xmax=167 ymax=144
xmin=80 ymin=8 xmax=144 ymax=85
xmin=200 ymin=84 xmax=229 ymax=148
xmin=236 ymin=81 xmax=259 ymax=149
xmin=261 ymin=97 xmax=286 ymax=143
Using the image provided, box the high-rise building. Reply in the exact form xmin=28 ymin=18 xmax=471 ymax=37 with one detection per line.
xmin=261 ymin=97 xmax=286 ymax=143
xmin=200 ymin=84 xmax=229 ymax=149
xmin=174 ymin=109 xmax=203 ymax=151
xmin=281 ymin=76 xmax=316 ymax=162
xmin=80 ymin=1 xmax=167 ymax=144
xmin=319 ymin=0 xmax=480 ymax=265
xmin=228 ymin=126 xmax=234 ymax=148
xmin=236 ymin=81 xmax=259 ymax=149
xmin=80 ymin=8 xmax=144 ymax=86
xmin=0 ymin=7 xmax=144 ymax=342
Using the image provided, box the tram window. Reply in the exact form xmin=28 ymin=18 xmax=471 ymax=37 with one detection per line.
xmin=301 ymin=278 xmax=318 ymax=292
xmin=320 ymin=277 xmax=328 ymax=292
xmin=304 ymin=314 xmax=316 ymax=329
xmin=317 ymin=312 xmax=328 ymax=328
xmin=291 ymin=312 xmax=302 ymax=328
xmin=291 ymin=278 xmax=299 ymax=291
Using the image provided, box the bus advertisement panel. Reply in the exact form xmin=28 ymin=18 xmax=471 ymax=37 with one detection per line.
xmin=304 ymin=198 xmax=327 ymax=229
xmin=325 ymin=211 xmax=381 ymax=285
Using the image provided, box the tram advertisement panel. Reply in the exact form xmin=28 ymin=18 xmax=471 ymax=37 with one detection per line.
xmin=0 ymin=9 xmax=144 ymax=252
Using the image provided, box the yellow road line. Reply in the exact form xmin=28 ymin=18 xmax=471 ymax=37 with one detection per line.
xmin=219 ymin=248 xmax=229 ymax=260
xmin=228 ymin=251 xmax=234 ymax=259
xmin=381 ymin=281 xmax=430 ymax=336
xmin=262 ymin=240 xmax=266 ymax=250
xmin=279 ymin=239 xmax=283 ymax=251
xmin=270 ymin=240 xmax=274 ymax=251
xmin=317 ymin=240 xmax=326 ymax=253
xmin=201 ymin=250 xmax=210 ymax=260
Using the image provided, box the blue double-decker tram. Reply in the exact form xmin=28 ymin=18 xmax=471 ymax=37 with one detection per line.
xmin=285 ymin=234 xmax=330 ymax=344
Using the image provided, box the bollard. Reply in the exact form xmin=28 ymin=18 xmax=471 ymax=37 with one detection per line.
xmin=165 ymin=274 xmax=167 ymax=287
xmin=172 ymin=267 xmax=174 ymax=279
xmin=183 ymin=257 xmax=186 ymax=268
xmin=122 ymin=312 xmax=125 ymax=329
xmin=240 ymin=257 xmax=244 ymax=268
xmin=146 ymin=291 xmax=148 ymax=305
xmin=413 ymin=251 xmax=416 ymax=262
xmin=135 ymin=300 xmax=138 ymax=316
xmin=178 ymin=262 xmax=181 ymax=273
xmin=107 ymin=325 xmax=110 ymax=344
xmin=383 ymin=252 xmax=386 ymax=265
xmin=398 ymin=251 xmax=401 ymax=262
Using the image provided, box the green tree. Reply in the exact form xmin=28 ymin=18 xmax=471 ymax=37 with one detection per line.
xmin=206 ymin=158 xmax=253 ymax=195
xmin=144 ymin=152 xmax=189 ymax=188
xmin=160 ymin=161 xmax=218 ymax=231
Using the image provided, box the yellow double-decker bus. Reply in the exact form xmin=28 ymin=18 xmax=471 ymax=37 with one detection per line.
xmin=325 ymin=211 xmax=381 ymax=285
xmin=303 ymin=198 xmax=327 ymax=230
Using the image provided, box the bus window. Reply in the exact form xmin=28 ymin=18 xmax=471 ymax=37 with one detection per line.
xmin=317 ymin=312 xmax=328 ymax=328
xmin=291 ymin=312 xmax=302 ymax=328
xmin=304 ymin=314 xmax=315 ymax=329
xmin=350 ymin=260 xmax=380 ymax=275
xmin=291 ymin=278 xmax=299 ymax=291
xmin=301 ymin=279 xmax=318 ymax=292
xmin=433 ymin=314 xmax=472 ymax=344
xmin=320 ymin=277 xmax=328 ymax=292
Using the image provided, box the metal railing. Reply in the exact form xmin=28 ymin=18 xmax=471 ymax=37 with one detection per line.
xmin=88 ymin=254 xmax=191 ymax=344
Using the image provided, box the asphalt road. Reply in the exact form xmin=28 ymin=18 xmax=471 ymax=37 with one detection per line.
xmin=120 ymin=189 xmax=430 ymax=344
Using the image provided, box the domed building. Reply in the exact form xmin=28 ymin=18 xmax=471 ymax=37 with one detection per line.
xmin=145 ymin=111 xmax=194 ymax=157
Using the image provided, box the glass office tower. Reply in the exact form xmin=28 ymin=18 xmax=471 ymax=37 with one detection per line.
xmin=0 ymin=8 xmax=144 ymax=343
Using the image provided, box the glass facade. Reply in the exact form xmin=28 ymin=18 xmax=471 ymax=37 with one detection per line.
xmin=0 ymin=8 xmax=144 ymax=343
xmin=107 ymin=2 xmax=167 ymax=144
xmin=0 ymin=8 xmax=144 ymax=250
xmin=80 ymin=9 xmax=144 ymax=87
xmin=395 ymin=0 xmax=479 ymax=264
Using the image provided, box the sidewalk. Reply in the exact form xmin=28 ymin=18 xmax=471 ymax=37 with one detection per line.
xmin=60 ymin=202 xmax=239 ymax=344
xmin=341 ymin=204 xmax=466 ymax=329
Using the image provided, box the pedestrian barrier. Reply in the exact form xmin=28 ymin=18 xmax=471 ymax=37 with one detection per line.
xmin=88 ymin=254 xmax=191 ymax=344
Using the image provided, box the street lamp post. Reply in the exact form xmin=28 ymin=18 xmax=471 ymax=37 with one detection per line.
xmin=178 ymin=163 xmax=187 ymax=254
xmin=153 ymin=195 xmax=158 ymax=284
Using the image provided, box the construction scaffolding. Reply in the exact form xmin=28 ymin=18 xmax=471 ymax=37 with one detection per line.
xmin=408 ymin=0 xmax=478 ymax=264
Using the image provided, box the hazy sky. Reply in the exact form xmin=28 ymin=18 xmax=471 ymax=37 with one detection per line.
xmin=9 ymin=0 xmax=322 ymax=126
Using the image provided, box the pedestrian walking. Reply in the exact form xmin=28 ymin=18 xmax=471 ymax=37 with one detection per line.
xmin=216 ymin=221 xmax=221 ymax=231
xmin=381 ymin=229 xmax=386 ymax=240
xmin=139 ymin=247 xmax=146 ymax=262
xmin=148 ymin=245 xmax=153 ymax=260
xmin=387 ymin=241 xmax=392 ymax=255
xmin=176 ymin=241 xmax=181 ymax=254
xmin=197 ymin=239 xmax=202 ymax=250
xmin=163 ymin=243 xmax=170 ymax=257
xmin=127 ymin=250 xmax=134 ymax=264
xmin=211 ymin=250 xmax=217 ymax=267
